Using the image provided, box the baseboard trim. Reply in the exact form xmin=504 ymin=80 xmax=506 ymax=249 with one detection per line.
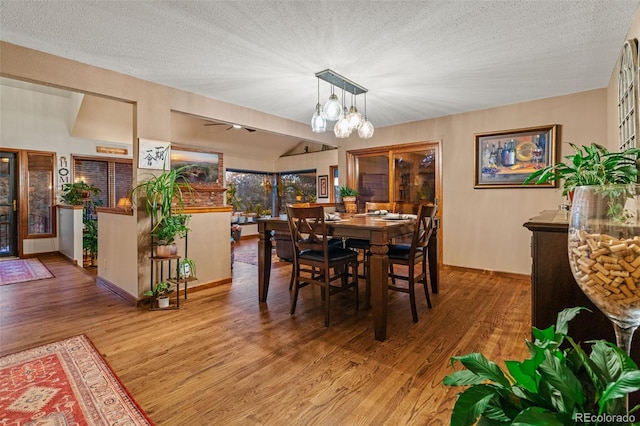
xmin=56 ymin=251 xmax=78 ymax=265
xmin=96 ymin=276 xmax=138 ymax=306
xmin=185 ymin=277 xmax=233 ymax=294
xmin=442 ymin=264 xmax=530 ymax=281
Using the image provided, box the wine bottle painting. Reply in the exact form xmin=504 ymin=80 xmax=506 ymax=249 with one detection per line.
xmin=474 ymin=125 xmax=557 ymax=188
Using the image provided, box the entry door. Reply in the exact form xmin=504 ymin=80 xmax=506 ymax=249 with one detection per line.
xmin=0 ymin=152 xmax=18 ymax=257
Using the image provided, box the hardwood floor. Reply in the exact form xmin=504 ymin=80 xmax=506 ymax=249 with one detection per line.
xmin=0 ymin=240 xmax=531 ymax=425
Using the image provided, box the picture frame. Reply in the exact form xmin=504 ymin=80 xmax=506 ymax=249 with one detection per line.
xmin=318 ymin=175 xmax=329 ymax=198
xmin=170 ymin=146 xmax=222 ymax=189
xmin=474 ymin=124 xmax=558 ymax=188
xmin=138 ymin=138 xmax=170 ymax=170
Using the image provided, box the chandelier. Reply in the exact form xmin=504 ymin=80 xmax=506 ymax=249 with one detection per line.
xmin=311 ymin=69 xmax=374 ymax=139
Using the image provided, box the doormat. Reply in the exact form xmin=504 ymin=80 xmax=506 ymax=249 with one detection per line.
xmin=0 ymin=258 xmax=53 ymax=286
xmin=0 ymin=334 xmax=154 ymax=425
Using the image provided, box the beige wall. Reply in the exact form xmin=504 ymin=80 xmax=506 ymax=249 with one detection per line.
xmin=98 ymin=212 xmax=138 ymax=297
xmin=0 ymin=34 xmax=628 ymax=276
xmin=339 ymin=90 xmax=607 ymax=274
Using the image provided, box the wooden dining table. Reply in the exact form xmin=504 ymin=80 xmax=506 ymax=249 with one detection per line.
xmin=257 ymin=214 xmax=439 ymax=341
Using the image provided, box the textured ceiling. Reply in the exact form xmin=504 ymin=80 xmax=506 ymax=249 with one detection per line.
xmin=1 ymin=0 xmax=639 ymax=130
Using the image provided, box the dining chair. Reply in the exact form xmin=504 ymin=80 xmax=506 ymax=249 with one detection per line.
xmin=286 ymin=205 xmax=359 ymax=327
xmin=374 ymin=203 xmax=437 ymax=322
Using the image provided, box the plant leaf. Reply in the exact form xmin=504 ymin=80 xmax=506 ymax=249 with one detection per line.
xmin=450 ymin=385 xmax=499 ymax=426
xmin=444 ymin=370 xmax=488 ymax=386
xmin=555 ymin=307 xmax=588 ymax=337
xmin=600 ymin=370 xmax=640 ymax=404
xmin=538 ymin=351 xmax=585 ymax=410
xmin=449 ymin=353 xmax=511 ymax=388
xmin=506 ymin=360 xmax=539 ymax=394
xmin=511 ymin=407 xmax=569 ymax=426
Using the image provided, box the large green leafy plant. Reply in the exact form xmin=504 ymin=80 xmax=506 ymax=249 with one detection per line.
xmin=443 ymin=307 xmax=640 ymax=425
xmin=523 ymin=143 xmax=640 ymax=196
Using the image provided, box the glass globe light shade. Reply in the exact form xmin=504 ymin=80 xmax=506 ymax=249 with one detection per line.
xmin=310 ymin=104 xmax=326 ymax=133
xmin=323 ymin=93 xmax=342 ymax=121
xmin=334 ymin=116 xmax=351 ymax=138
xmin=347 ymin=106 xmax=362 ymax=130
xmin=358 ymin=119 xmax=375 ymax=139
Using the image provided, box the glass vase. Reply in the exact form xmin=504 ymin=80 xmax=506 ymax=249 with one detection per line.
xmin=568 ymin=184 xmax=640 ymax=356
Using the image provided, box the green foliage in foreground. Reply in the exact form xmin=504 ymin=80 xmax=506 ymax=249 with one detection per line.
xmin=443 ymin=307 xmax=640 ymax=425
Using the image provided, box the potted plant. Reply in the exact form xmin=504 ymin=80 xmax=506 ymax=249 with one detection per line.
xmin=83 ymin=217 xmax=98 ymax=266
xmin=152 ymin=213 xmax=190 ymax=257
xmin=523 ymin=143 xmax=640 ymax=200
xmin=143 ymin=281 xmax=173 ymax=308
xmin=131 ymin=165 xmax=195 ymax=221
xmin=60 ymin=181 xmax=101 ymax=205
xmin=295 ymin=189 xmax=304 ymax=201
xmin=179 ymin=258 xmax=197 ymax=279
xmin=339 ymin=185 xmax=359 ymax=212
xmin=339 ymin=185 xmax=359 ymax=201
xmin=443 ymin=307 xmax=640 ymax=425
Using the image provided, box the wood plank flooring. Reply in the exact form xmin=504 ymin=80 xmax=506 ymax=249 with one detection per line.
xmin=0 ymin=239 xmax=532 ymax=425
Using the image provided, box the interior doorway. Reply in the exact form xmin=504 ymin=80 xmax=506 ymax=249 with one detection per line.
xmin=0 ymin=151 xmax=18 ymax=257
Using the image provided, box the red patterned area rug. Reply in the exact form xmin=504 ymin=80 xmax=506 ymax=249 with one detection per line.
xmin=0 ymin=334 xmax=154 ymax=425
xmin=0 ymin=258 xmax=53 ymax=286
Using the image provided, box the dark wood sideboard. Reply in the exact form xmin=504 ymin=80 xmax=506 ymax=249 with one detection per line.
xmin=523 ymin=210 xmax=640 ymax=363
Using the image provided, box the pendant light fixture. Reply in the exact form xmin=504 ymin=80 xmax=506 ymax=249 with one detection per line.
xmin=358 ymin=92 xmax=374 ymax=139
xmin=322 ymin=85 xmax=342 ymax=122
xmin=311 ymin=78 xmax=326 ymax=133
xmin=334 ymin=86 xmax=351 ymax=138
xmin=313 ymin=69 xmax=373 ymax=139
xmin=347 ymin=90 xmax=362 ymax=130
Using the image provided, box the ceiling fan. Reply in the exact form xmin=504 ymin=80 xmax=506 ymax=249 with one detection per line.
xmin=204 ymin=123 xmax=256 ymax=132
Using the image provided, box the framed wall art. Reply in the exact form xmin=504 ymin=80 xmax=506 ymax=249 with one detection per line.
xmin=474 ymin=124 xmax=558 ymax=188
xmin=318 ymin=175 xmax=329 ymax=198
xmin=138 ymin=138 xmax=170 ymax=170
xmin=170 ymin=146 xmax=222 ymax=189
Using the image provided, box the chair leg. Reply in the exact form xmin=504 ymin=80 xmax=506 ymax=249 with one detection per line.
xmin=353 ymin=261 xmax=359 ymax=310
xmin=422 ymin=257 xmax=432 ymax=308
xmin=290 ymin=264 xmax=300 ymax=315
xmin=324 ymin=279 xmax=331 ymax=327
xmin=408 ymin=264 xmax=418 ymax=322
xmin=289 ymin=259 xmax=297 ymax=291
xmin=365 ymin=258 xmax=371 ymax=309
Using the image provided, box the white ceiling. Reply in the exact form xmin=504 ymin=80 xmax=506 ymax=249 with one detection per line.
xmin=1 ymin=0 xmax=638 ymax=131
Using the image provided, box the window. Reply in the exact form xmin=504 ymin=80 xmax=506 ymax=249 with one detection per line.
xmin=225 ymin=169 xmax=317 ymax=216
xmin=225 ymin=169 xmax=273 ymax=215
xmin=72 ymin=156 xmax=133 ymax=208
xmin=619 ymin=39 xmax=639 ymax=150
xmin=25 ymin=151 xmax=55 ymax=237
xmin=277 ymin=170 xmax=317 ymax=213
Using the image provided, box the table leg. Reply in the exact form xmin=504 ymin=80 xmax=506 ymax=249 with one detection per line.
xmin=258 ymin=229 xmax=273 ymax=302
xmin=428 ymin=232 xmax=438 ymax=294
xmin=368 ymin=243 xmax=389 ymax=341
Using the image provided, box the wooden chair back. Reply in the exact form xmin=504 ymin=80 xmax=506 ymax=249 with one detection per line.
xmin=365 ymin=202 xmax=397 ymax=213
xmin=286 ymin=205 xmax=327 ymax=254
xmin=410 ymin=203 xmax=438 ymax=255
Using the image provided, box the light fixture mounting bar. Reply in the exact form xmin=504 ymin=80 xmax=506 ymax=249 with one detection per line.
xmin=315 ymin=69 xmax=367 ymax=95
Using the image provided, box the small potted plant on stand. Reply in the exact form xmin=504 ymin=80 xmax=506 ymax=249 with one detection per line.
xmin=152 ymin=213 xmax=191 ymax=257
xmin=144 ymin=281 xmax=174 ymax=309
xmin=339 ymin=185 xmax=359 ymax=213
